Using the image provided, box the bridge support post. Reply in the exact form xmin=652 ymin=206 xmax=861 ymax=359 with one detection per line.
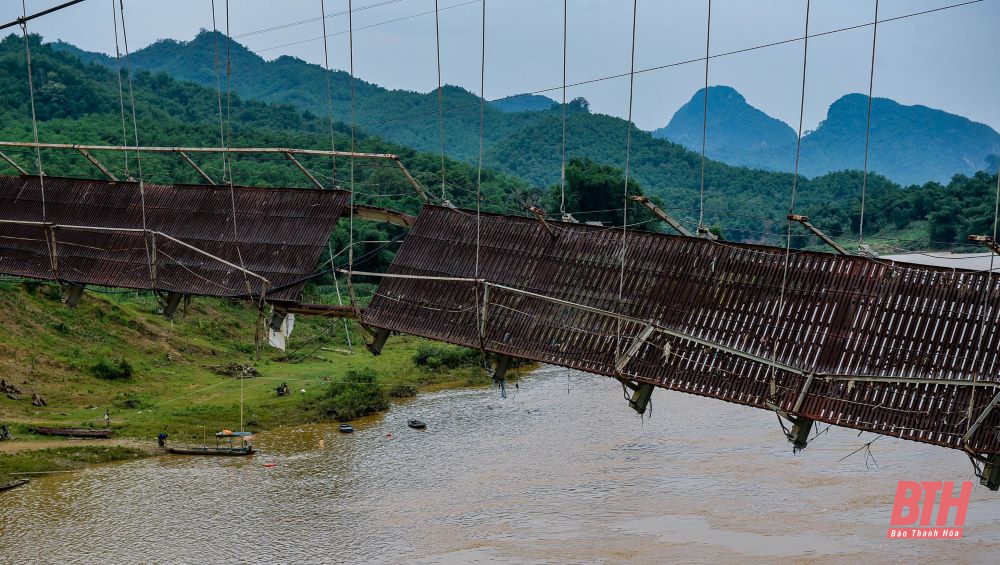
xmin=268 ymin=307 xmax=289 ymax=331
xmin=64 ymin=284 xmax=85 ymax=308
xmin=785 ymin=416 xmax=814 ymax=452
xmin=161 ymin=292 xmax=185 ymax=320
xmin=982 ymin=455 xmax=1000 ymax=491
xmin=620 ymin=379 xmax=654 ymax=415
xmin=366 ymin=327 xmax=391 ymax=355
xmin=492 ymin=354 xmax=514 ymax=381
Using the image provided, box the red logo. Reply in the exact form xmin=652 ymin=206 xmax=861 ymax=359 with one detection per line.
xmin=887 ymin=481 xmax=972 ymax=539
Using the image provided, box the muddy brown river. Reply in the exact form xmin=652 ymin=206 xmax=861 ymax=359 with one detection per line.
xmin=2 ymin=366 xmax=998 ymax=563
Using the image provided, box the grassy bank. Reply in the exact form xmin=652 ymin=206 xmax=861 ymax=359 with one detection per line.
xmin=0 ymin=281 xmax=491 ymax=474
xmin=0 ymin=446 xmax=150 ymax=483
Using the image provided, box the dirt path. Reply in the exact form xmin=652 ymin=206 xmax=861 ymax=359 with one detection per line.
xmin=0 ymin=438 xmax=156 ymax=454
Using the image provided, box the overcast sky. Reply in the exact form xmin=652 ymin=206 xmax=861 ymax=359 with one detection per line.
xmin=8 ymin=0 xmax=1000 ymax=133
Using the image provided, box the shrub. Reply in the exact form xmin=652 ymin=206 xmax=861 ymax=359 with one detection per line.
xmin=312 ymin=368 xmax=389 ymax=421
xmin=90 ymin=358 xmax=134 ymax=381
xmin=412 ymin=344 xmax=479 ymax=370
xmin=112 ymin=392 xmax=149 ymax=409
xmin=388 ymin=383 xmax=417 ymax=398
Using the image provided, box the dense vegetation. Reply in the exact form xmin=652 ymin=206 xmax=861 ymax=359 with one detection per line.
xmin=52 ymin=32 xmax=1000 ymax=249
xmin=8 ymin=32 xmax=1000 ymax=252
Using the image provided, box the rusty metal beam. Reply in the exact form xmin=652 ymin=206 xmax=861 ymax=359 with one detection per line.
xmin=524 ymin=205 xmax=557 ymax=239
xmin=178 ymin=151 xmax=215 ymax=185
xmin=0 ymin=141 xmax=427 ymax=199
xmin=0 ymin=151 xmax=28 ymax=175
xmin=630 ymin=195 xmax=694 ymax=238
xmin=969 ymin=235 xmax=1000 ymax=256
xmin=352 ymin=205 xmax=416 ymax=228
xmin=283 ymin=303 xmax=362 ymax=320
xmin=284 ymin=152 xmax=324 ymax=189
xmin=788 ymin=214 xmax=851 ymax=256
xmin=76 ymin=148 xmax=117 ymax=182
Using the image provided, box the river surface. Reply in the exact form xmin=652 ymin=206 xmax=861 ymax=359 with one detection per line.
xmin=2 ymin=366 xmax=999 ymax=564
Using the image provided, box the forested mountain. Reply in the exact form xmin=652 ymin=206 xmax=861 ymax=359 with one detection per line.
xmin=655 ymin=86 xmax=1000 ymax=185
xmin=653 ymin=86 xmax=797 ymax=172
xmin=1 ymin=34 xmax=535 ymax=274
xmin=15 ymin=33 xmax=1000 ymax=251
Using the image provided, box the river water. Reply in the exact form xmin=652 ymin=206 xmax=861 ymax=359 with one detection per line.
xmin=2 ymin=366 xmax=998 ymax=564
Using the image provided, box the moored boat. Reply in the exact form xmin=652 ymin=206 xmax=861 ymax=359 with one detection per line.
xmin=0 ymin=479 xmax=29 ymax=492
xmin=339 ymin=424 xmax=354 ymax=433
xmin=35 ymin=427 xmax=113 ymax=438
xmin=167 ymin=446 xmax=253 ymax=456
xmin=407 ymin=419 xmax=427 ymax=430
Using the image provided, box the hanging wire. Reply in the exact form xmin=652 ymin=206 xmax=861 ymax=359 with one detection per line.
xmin=617 ymin=0 xmax=639 ymax=358
xmin=768 ymin=0 xmax=811 ymax=398
xmin=210 ymin=0 xmax=229 ymax=184
xmin=320 ymin=0 xmax=353 ymax=353
xmin=434 ymin=0 xmax=446 ymax=201
xmin=320 ymin=0 xmax=338 ymax=186
xmin=697 ymin=0 xmax=712 ymax=231
xmin=858 ymin=0 xmax=879 ymax=249
xmin=19 ymin=1 xmax=45 ymax=221
xmin=475 ymin=0 xmax=486 ymax=280
xmin=347 ymin=0 xmax=359 ymax=308
xmin=559 ymin=0 xmax=568 ymax=217
xmin=116 ymin=0 xmax=152 ymax=283
xmin=110 ymin=0 xmax=129 ymax=178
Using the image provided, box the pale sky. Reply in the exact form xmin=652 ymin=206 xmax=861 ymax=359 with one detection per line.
xmin=7 ymin=0 xmax=1000 ymax=133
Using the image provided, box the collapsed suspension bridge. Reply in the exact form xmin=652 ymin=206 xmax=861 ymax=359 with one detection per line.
xmin=2 ymin=0 xmax=999 ymax=492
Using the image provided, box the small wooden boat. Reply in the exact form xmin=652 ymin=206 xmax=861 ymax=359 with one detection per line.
xmin=0 ymin=479 xmax=29 ymax=492
xmin=36 ymin=427 xmax=113 ymax=438
xmin=338 ymin=424 xmax=354 ymax=433
xmin=407 ymin=419 xmax=427 ymax=430
xmin=167 ymin=446 xmax=254 ymax=456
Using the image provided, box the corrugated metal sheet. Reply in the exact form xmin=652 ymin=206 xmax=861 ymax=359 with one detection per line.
xmin=0 ymin=175 xmax=348 ymax=301
xmin=364 ymin=206 xmax=1000 ymax=455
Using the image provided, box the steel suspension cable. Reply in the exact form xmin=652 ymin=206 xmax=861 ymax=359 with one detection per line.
xmin=858 ymin=0 xmax=879 ymax=249
xmin=117 ymin=0 xmax=153 ymax=282
xmin=320 ymin=0 xmax=338 ymax=186
xmin=19 ymin=1 xmax=44 ymax=222
xmin=348 ymin=1 xmax=357 ymax=284
xmin=211 ymin=0 xmax=229 ymax=184
xmin=617 ymin=0 xmax=638 ymax=360
xmin=559 ymin=0 xmax=568 ymax=218
xmin=111 ymin=0 xmax=129 ymax=178
xmin=697 ymin=0 xmax=712 ymax=231
xmin=475 ymin=0 xmax=486 ymax=280
xmin=434 ymin=0 xmax=446 ymax=201
xmin=769 ymin=0 xmax=811 ymax=396
xmin=320 ymin=0 xmax=354 ymax=352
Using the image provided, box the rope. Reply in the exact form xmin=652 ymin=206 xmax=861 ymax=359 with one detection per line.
xmin=697 ymin=0 xmax=712 ymax=231
xmin=617 ymin=0 xmax=638 ymax=358
xmin=19 ymin=2 xmax=45 ymax=221
xmin=859 ymin=0 xmax=879 ymax=248
xmin=769 ymin=0 xmax=811 ymax=399
xmin=320 ymin=0 xmax=338 ymax=186
xmin=434 ymin=0 xmax=446 ymax=201
xmin=559 ymin=0 xmax=568 ymax=217
xmin=111 ymin=0 xmax=129 ymax=178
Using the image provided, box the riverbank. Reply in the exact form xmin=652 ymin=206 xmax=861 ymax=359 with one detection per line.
xmin=0 ymin=282 xmax=494 ymax=481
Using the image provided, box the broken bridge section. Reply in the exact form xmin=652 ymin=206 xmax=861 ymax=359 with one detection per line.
xmin=0 ymin=175 xmax=349 ymax=302
xmin=364 ymin=205 xmax=1000 ymax=456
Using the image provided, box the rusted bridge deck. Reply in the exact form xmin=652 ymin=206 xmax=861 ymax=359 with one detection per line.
xmin=364 ymin=206 xmax=1000 ymax=463
xmin=0 ymin=175 xmax=348 ymax=302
